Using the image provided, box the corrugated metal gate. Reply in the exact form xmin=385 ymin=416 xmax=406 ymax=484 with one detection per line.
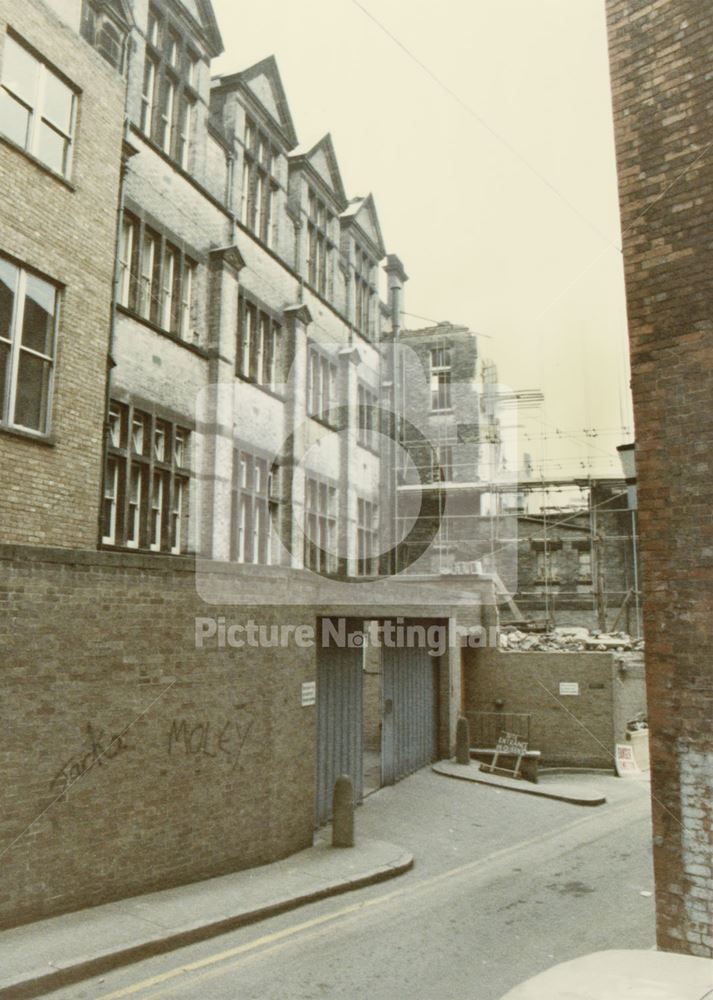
xmin=315 ymin=630 xmax=363 ymax=826
xmin=381 ymin=642 xmax=437 ymax=784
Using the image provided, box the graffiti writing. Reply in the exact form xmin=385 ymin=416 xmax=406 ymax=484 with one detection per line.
xmin=168 ymin=702 xmax=254 ymax=770
xmin=50 ymin=723 xmax=130 ymax=793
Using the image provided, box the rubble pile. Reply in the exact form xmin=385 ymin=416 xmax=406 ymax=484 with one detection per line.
xmin=499 ymin=625 xmax=644 ymax=653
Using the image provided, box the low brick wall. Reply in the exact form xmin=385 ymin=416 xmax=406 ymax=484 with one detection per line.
xmin=0 ymin=546 xmax=317 ymax=929
xmin=463 ymin=649 xmax=647 ymax=768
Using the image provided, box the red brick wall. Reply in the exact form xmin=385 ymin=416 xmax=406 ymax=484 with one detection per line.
xmin=607 ymin=0 xmax=713 ymax=957
xmin=0 ymin=546 xmax=316 ymax=928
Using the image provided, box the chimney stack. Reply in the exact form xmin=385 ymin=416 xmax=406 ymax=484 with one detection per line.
xmin=384 ymin=254 xmax=409 ymax=340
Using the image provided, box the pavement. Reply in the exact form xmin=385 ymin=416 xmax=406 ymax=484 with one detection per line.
xmin=432 ymin=759 xmax=609 ymax=805
xmin=0 ymin=836 xmax=412 ymax=1000
xmin=498 ymin=949 xmax=713 ymax=999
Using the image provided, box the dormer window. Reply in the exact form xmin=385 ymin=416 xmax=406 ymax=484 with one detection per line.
xmin=241 ymin=116 xmax=278 ymax=246
xmin=80 ymin=1 xmax=130 ymax=73
xmin=307 ymin=189 xmax=334 ymax=297
xmin=140 ymin=3 xmax=198 ymax=170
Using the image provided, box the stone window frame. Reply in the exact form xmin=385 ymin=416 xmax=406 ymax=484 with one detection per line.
xmin=0 ymin=253 xmax=59 ymax=439
xmin=357 ymin=381 xmax=379 ymax=451
xmin=236 ymin=291 xmax=283 ymax=394
xmin=118 ymin=208 xmax=198 ymax=344
xmin=356 ymin=495 xmax=379 ymax=577
xmin=230 ymin=444 xmax=277 ymax=565
xmin=307 ymin=342 xmax=339 ymax=429
xmin=140 ymin=2 xmax=199 ymax=170
xmin=353 ymin=243 xmax=375 ymax=341
xmin=102 ymin=399 xmax=190 ymax=554
xmin=0 ymin=32 xmax=78 ymax=180
xmin=306 ymin=186 xmax=335 ymax=297
xmin=241 ymin=116 xmax=279 ymax=247
xmin=304 ymin=473 xmax=338 ymax=574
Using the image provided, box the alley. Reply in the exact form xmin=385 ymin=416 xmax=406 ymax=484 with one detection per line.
xmin=45 ymin=770 xmax=655 ymax=1000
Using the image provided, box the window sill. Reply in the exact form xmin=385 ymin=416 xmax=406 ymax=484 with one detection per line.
xmin=100 ymin=543 xmax=190 ymax=557
xmin=0 ymin=133 xmax=75 ymax=190
xmin=235 ymin=373 xmax=286 ymax=401
xmin=0 ymin=423 xmax=56 ymax=447
xmin=357 ymin=440 xmax=381 ymax=457
xmin=115 ymin=305 xmax=208 ymax=358
xmin=430 ymin=408 xmax=454 ymax=415
xmin=309 ymin=413 xmax=341 ymax=433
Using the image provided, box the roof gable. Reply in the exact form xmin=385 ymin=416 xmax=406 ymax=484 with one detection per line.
xmin=289 ymin=134 xmax=347 ymax=207
xmin=341 ymin=194 xmax=386 ymax=258
xmin=173 ymin=0 xmax=223 ymax=57
xmin=237 ymin=56 xmax=298 ymax=148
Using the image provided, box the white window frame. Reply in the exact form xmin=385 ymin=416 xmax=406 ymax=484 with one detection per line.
xmin=0 ymin=258 xmax=58 ymax=436
xmin=0 ymin=35 xmax=76 ymax=178
xmin=102 ymin=456 xmax=119 ymax=545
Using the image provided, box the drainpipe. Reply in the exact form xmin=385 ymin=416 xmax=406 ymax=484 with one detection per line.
xmin=383 ymin=255 xmax=408 ymax=573
xmin=96 ymin=34 xmax=136 ymax=549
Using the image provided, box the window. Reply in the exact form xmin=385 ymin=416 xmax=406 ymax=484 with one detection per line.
xmin=354 ymin=247 xmax=373 ymax=339
xmin=357 ymin=498 xmax=378 ymax=576
xmin=357 ymin=383 xmax=378 ymax=450
xmin=0 ymin=256 xmax=57 ymax=435
xmin=432 ymin=443 xmax=453 ymax=482
xmin=118 ymin=211 xmax=196 ymax=340
xmin=307 ymin=189 xmax=333 ymax=296
xmin=140 ymin=4 xmax=197 ymax=167
xmin=102 ymin=401 xmax=189 ymax=552
xmin=0 ymin=35 xmax=76 ymax=177
xmin=237 ymin=295 xmax=282 ymax=390
xmin=304 ymin=476 xmax=337 ymax=574
xmin=230 ymin=450 xmax=271 ymax=564
xmin=577 ymin=549 xmax=592 ymax=583
xmin=81 ymin=1 xmax=128 ymax=71
xmin=308 ymin=346 xmax=337 ymax=425
xmin=241 ymin=117 xmax=278 ymax=245
xmin=430 ymin=345 xmax=452 ymax=411
xmin=535 ymin=547 xmax=559 ymax=583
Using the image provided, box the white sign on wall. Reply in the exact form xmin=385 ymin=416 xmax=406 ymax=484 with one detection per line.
xmin=559 ymin=682 xmax=580 ymax=696
xmin=301 ymin=681 xmax=316 ymax=707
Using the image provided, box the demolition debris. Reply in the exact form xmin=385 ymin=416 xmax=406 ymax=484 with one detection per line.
xmin=499 ymin=625 xmax=644 ymax=652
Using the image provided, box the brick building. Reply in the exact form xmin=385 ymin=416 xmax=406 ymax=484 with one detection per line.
xmin=0 ymin=0 xmax=494 ymax=927
xmin=395 ymin=322 xmax=512 ymax=576
xmin=607 ymin=0 xmax=713 ymax=957
xmin=0 ymin=0 xmax=126 ymax=546
xmin=509 ymin=478 xmax=642 ymax=635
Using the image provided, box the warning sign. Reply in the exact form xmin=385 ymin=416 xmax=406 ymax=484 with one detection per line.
xmin=495 ymin=732 xmax=529 ymax=756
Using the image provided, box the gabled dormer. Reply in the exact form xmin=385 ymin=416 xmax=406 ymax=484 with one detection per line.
xmin=80 ymin=0 xmax=133 ymax=72
xmin=211 ymin=56 xmax=297 ymax=251
xmin=341 ymin=195 xmax=386 ymax=342
xmin=134 ymin=0 xmax=223 ymax=174
xmin=288 ymin=134 xmax=348 ymax=299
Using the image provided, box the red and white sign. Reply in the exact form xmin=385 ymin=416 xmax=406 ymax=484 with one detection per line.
xmin=615 ymin=743 xmax=641 ymax=777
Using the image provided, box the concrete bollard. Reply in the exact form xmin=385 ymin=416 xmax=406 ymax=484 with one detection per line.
xmin=332 ymin=774 xmax=355 ymax=847
xmin=456 ymin=716 xmax=471 ymax=765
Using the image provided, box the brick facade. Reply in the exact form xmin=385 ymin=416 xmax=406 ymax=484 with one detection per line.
xmin=607 ymin=0 xmax=713 ymax=957
xmin=464 ymin=648 xmax=646 ymax=768
xmin=0 ymin=0 xmax=125 ymax=547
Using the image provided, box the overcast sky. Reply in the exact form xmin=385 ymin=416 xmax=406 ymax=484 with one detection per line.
xmin=211 ymin=0 xmax=632 ymax=487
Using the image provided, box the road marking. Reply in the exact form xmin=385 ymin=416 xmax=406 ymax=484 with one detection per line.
xmin=98 ymin=797 xmax=647 ymax=999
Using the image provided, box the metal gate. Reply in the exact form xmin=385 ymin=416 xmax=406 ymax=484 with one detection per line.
xmin=381 ymin=641 xmax=437 ymax=784
xmin=315 ymin=628 xmax=364 ymax=826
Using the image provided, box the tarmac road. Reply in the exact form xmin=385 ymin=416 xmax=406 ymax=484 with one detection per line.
xmin=45 ymin=770 xmax=655 ymax=1000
